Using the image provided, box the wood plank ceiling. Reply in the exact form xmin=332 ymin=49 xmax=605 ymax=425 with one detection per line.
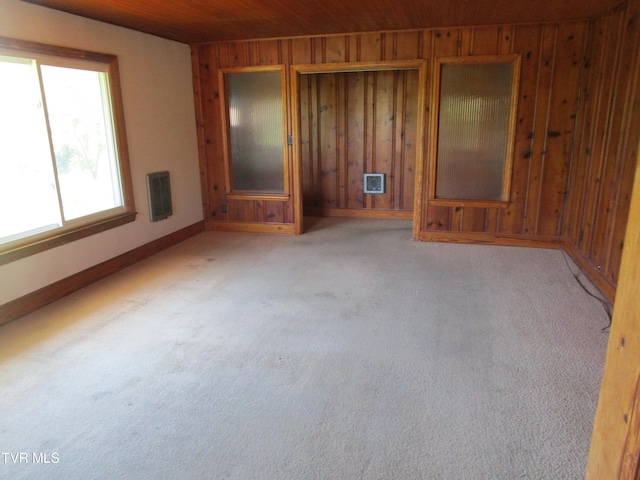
xmin=23 ymin=0 xmax=624 ymax=44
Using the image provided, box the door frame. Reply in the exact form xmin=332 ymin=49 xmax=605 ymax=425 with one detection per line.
xmin=290 ymin=60 xmax=428 ymax=237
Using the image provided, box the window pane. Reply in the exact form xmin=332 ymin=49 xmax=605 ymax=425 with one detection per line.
xmin=436 ymin=63 xmax=513 ymax=200
xmin=227 ymin=72 xmax=284 ymax=193
xmin=41 ymin=65 xmax=122 ymax=221
xmin=0 ymin=57 xmax=61 ymax=243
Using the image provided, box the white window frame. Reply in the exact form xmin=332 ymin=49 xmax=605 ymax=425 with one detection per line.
xmin=0 ymin=37 xmax=136 ymax=265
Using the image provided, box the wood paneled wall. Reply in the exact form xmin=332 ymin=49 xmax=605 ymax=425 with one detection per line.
xmin=192 ymin=42 xmax=296 ymax=230
xmin=419 ymin=23 xmax=588 ymax=243
xmin=563 ymin=2 xmax=640 ymax=301
xmin=192 ymin=12 xmax=639 ymax=295
xmin=299 ymin=70 xmax=418 ymax=217
xmin=192 ymin=22 xmax=589 ymax=230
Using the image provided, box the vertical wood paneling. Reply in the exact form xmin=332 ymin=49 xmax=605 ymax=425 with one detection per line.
xmin=589 ymin=11 xmax=630 ymax=268
xmin=300 ymin=69 xmax=419 ymax=214
xmin=458 ymin=29 xmax=473 ymax=56
xmin=392 ymin=72 xmax=406 ymax=209
xmin=373 ymin=70 xmax=395 ymax=209
xmin=524 ymin=24 xmax=557 ymax=235
xmin=299 ymin=75 xmax=316 ymax=205
xmin=227 ymin=42 xmax=248 ymax=67
xmin=395 ymin=31 xmax=421 ymax=60
xmin=402 ymin=69 xmax=418 ymax=210
xmin=500 ymin=26 xmax=515 ymax=54
xmin=346 ymin=72 xmax=365 ymax=209
xmin=290 ymin=37 xmax=312 ymax=64
xmin=198 ymin=45 xmax=228 ymax=221
xmin=416 ymin=22 xmax=588 ymax=237
xmin=565 ymin=0 xmax=640 ymax=292
xmin=325 ymin=36 xmax=347 ymax=63
xmin=359 ymin=33 xmax=382 ymax=61
xmin=462 ymin=207 xmax=488 ymax=232
xmin=364 ymin=71 xmax=376 ymax=209
xmin=191 ymin=45 xmax=208 ymax=219
xmin=425 ymin=29 xmax=459 ymax=231
xmin=193 ymin=16 xmax=637 ymax=295
xmin=538 ymin=22 xmax=588 ymax=237
xmin=258 ymin=39 xmax=280 ymax=64
xmin=383 ymin=32 xmax=394 ymax=61
xmin=318 ymin=73 xmax=338 ymax=208
xmin=337 ymin=73 xmax=348 ymax=207
xmin=564 ymin=19 xmax=600 ymax=246
xmin=471 ymin=26 xmax=501 ymax=54
xmin=499 ymin=25 xmax=543 ymax=234
xmin=579 ymin=14 xmax=620 ymax=252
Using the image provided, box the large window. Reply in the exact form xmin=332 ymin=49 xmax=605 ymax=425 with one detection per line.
xmin=0 ymin=38 xmax=135 ymax=264
xmin=430 ymin=55 xmax=520 ymax=204
xmin=219 ymin=66 xmax=288 ymax=199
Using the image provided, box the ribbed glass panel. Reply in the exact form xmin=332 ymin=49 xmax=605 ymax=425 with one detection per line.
xmin=435 ymin=63 xmax=512 ymax=200
xmin=227 ymin=72 xmax=284 ymax=193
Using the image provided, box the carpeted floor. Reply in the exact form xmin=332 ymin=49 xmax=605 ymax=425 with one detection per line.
xmin=0 ymin=218 xmax=609 ymax=479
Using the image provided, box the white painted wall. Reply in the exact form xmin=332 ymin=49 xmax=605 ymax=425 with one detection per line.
xmin=0 ymin=0 xmax=203 ymax=305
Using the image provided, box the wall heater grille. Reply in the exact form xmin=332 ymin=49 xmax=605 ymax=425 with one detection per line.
xmin=364 ymin=173 xmax=385 ymax=194
xmin=146 ymin=171 xmax=172 ymax=222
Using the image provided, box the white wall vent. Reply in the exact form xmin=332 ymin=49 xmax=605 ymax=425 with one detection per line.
xmin=364 ymin=173 xmax=385 ymax=194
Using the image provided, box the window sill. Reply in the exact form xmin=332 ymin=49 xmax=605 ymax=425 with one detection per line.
xmin=0 ymin=211 xmax=137 ymax=266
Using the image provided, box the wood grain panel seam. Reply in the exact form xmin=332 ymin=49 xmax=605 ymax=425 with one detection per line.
xmin=390 ymin=70 xmax=398 ymax=209
xmin=521 ymin=24 xmax=544 ymax=235
xmin=341 ymin=73 xmax=348 ymax=208
xmin=588 ymin=12 xmax=627 ymax=260
xmin=561 ymin=19 xmax=593 ymax=238
xmin=568 ymin=18 xmax=597 ymax=243
xmin=579 ymin=15 xmax=613 ymax=250
xmin=603 ymin=12 xmax=640 ymax=276
xmin=533 ymin=24 xmax=559 ymax=235
xmin=400 ymin=71 xmax=407 ymax=209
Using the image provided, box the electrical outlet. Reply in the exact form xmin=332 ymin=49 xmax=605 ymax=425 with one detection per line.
xmin=221 ymin=203 xmax=227 ymax=213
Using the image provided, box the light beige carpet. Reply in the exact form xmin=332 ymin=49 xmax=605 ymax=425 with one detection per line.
xmin=0 ymin=218 xmax=608 ymax=479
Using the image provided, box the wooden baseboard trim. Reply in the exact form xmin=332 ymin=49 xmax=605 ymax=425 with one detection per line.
xmin=417 ymin=230 xmax=561 ymax=249
xmin=205 ymin=221 xmax=295 ymax=234
xmin=305 ymin=207 xmax=413 ymax=219
xmin=0 ymin=221 xmax=205 ymax=326
xmin=561 ymin=239 xmax=616 ymax=303
xmin=0 ymin=220 xmax=617 ymax=325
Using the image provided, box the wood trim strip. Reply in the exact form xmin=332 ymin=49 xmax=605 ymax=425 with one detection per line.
xmin=226 ymin=193 xmax=290 ymax=202
xmin=0 ymin=221 xmax=205 ymax=326
xmin=205 ymin=220 xmax=295 ymax=234
xmin=305 ymin=207 xmax=413 ymax=219
xmin=418 ymin=230 xmax=561 ymax=249
xmin=412 ymin=59 xmax=429 ymax=239
xmin=562 ymin=238 xmax=617 ymax=302
xmin=290 ymin=65 xmax=304 ymax=234
xmin=191 ymin=45 xmax=210 ymax=219
xmin=428 ymin=199 xmax=510 ymax=208
xmin=586 ymin=139 xmax=640 ymax=479
xmin=0 ymin=36 xmax=114 ymax=63
xmin=292 ymin=59 xmax=425 ymax=74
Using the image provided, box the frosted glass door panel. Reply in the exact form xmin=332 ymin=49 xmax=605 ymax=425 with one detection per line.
xmin=227 ymin=72 xmax=284 ymax=193
xmin=435 ymin=63 xmax=512 ymax=200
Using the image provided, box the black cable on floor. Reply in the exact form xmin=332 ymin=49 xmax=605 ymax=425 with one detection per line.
xmin=561 ymin=251 xmax=613 ymax=333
